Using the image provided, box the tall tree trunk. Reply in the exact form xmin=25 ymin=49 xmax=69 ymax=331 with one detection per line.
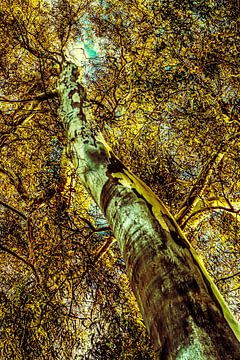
xmin=58 ymin=63 xmax=240 ymax=359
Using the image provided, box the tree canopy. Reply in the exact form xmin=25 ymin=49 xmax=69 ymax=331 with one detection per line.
xmin=0 ymin=0 xmax=239 ymax=358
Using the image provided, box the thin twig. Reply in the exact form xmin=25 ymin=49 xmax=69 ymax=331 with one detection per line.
xmin=216 ymin=271 xmax=240 ymax=284
xmin=0 ymin=244 xmax=39 ymax=283
xmin=0 ymin=199 xmax=27 ymax=220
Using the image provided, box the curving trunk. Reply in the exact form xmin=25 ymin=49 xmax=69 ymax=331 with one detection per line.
xmin=58 ymin=63 xmax=240 ymax=359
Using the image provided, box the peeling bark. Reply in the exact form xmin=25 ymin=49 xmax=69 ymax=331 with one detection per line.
xmin=58 ymin=63 xmax=240 ymax=359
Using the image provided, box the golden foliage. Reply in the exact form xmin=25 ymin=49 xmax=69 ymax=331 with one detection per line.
xmin=0 ymin=0 xmax=239 ymax=358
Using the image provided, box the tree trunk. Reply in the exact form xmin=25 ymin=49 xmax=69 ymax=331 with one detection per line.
xmin=58 ymin=63 xmax=240 ymax=359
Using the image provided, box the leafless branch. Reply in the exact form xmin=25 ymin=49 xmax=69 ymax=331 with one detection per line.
xmin=0 ymin=244 xmax=39 ymax=283
xmin=216 ymin=271 xmax=240 ymax=284
xmin=0 ymin=91 xmax=57 ymax=103
xmin=0 ymin=199 xmax=27 ymax=220
xmin=93 ymin=236 xmax=116 ymax=263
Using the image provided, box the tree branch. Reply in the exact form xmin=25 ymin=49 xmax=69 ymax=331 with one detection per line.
xmin=0 ymin=200 xmax=27 ymax=220
xmin=176 ymin=149 xmax=224 ymax=226
xmin=216 ymin=271 xmax=240 ymax=284
xmin=93 ymin=236 xmax=116 ymax=263
xmin=0 ymin=91 xmax=57 ymax=103
xmin=79 ymin=216 xmax=110 ymax=233
xmin=0 ymin=244 xmax=39 ymax=283
xmin=179 ymin=197 xmax=240 ymax=230
xmin=0 ymin=167 xmax=29 ymax=201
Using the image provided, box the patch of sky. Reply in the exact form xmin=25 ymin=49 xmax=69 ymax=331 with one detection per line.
xmin=66 ymin=14 xmax=107 ymax=83
xmin=115 ymin=110 xmax=122 ymax=118
xmin=97 ymin=0 xmax=109 ymax=9
xmin=181 ymin=160 xmax=201 ymax=181
xmin=84 ymin=42 xmax=97 ymax=59
xmin=89 ymin=203 xmax=107 ymax=227
xmin=38 ymin=139 xmax=63 ymax=185
xmin=167 ymin=142 xmax=201 ymax=181
xmin=158 ymin=121 xmax=172 ymax=141
xmin=89 ymin=202 xmax=111 ymax=238
xmin=156 ymin=28 xmax=165 ymax=37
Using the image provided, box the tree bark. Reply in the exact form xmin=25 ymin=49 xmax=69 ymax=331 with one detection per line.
xmin=58 ymin=63 xmax=240 ymax=359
